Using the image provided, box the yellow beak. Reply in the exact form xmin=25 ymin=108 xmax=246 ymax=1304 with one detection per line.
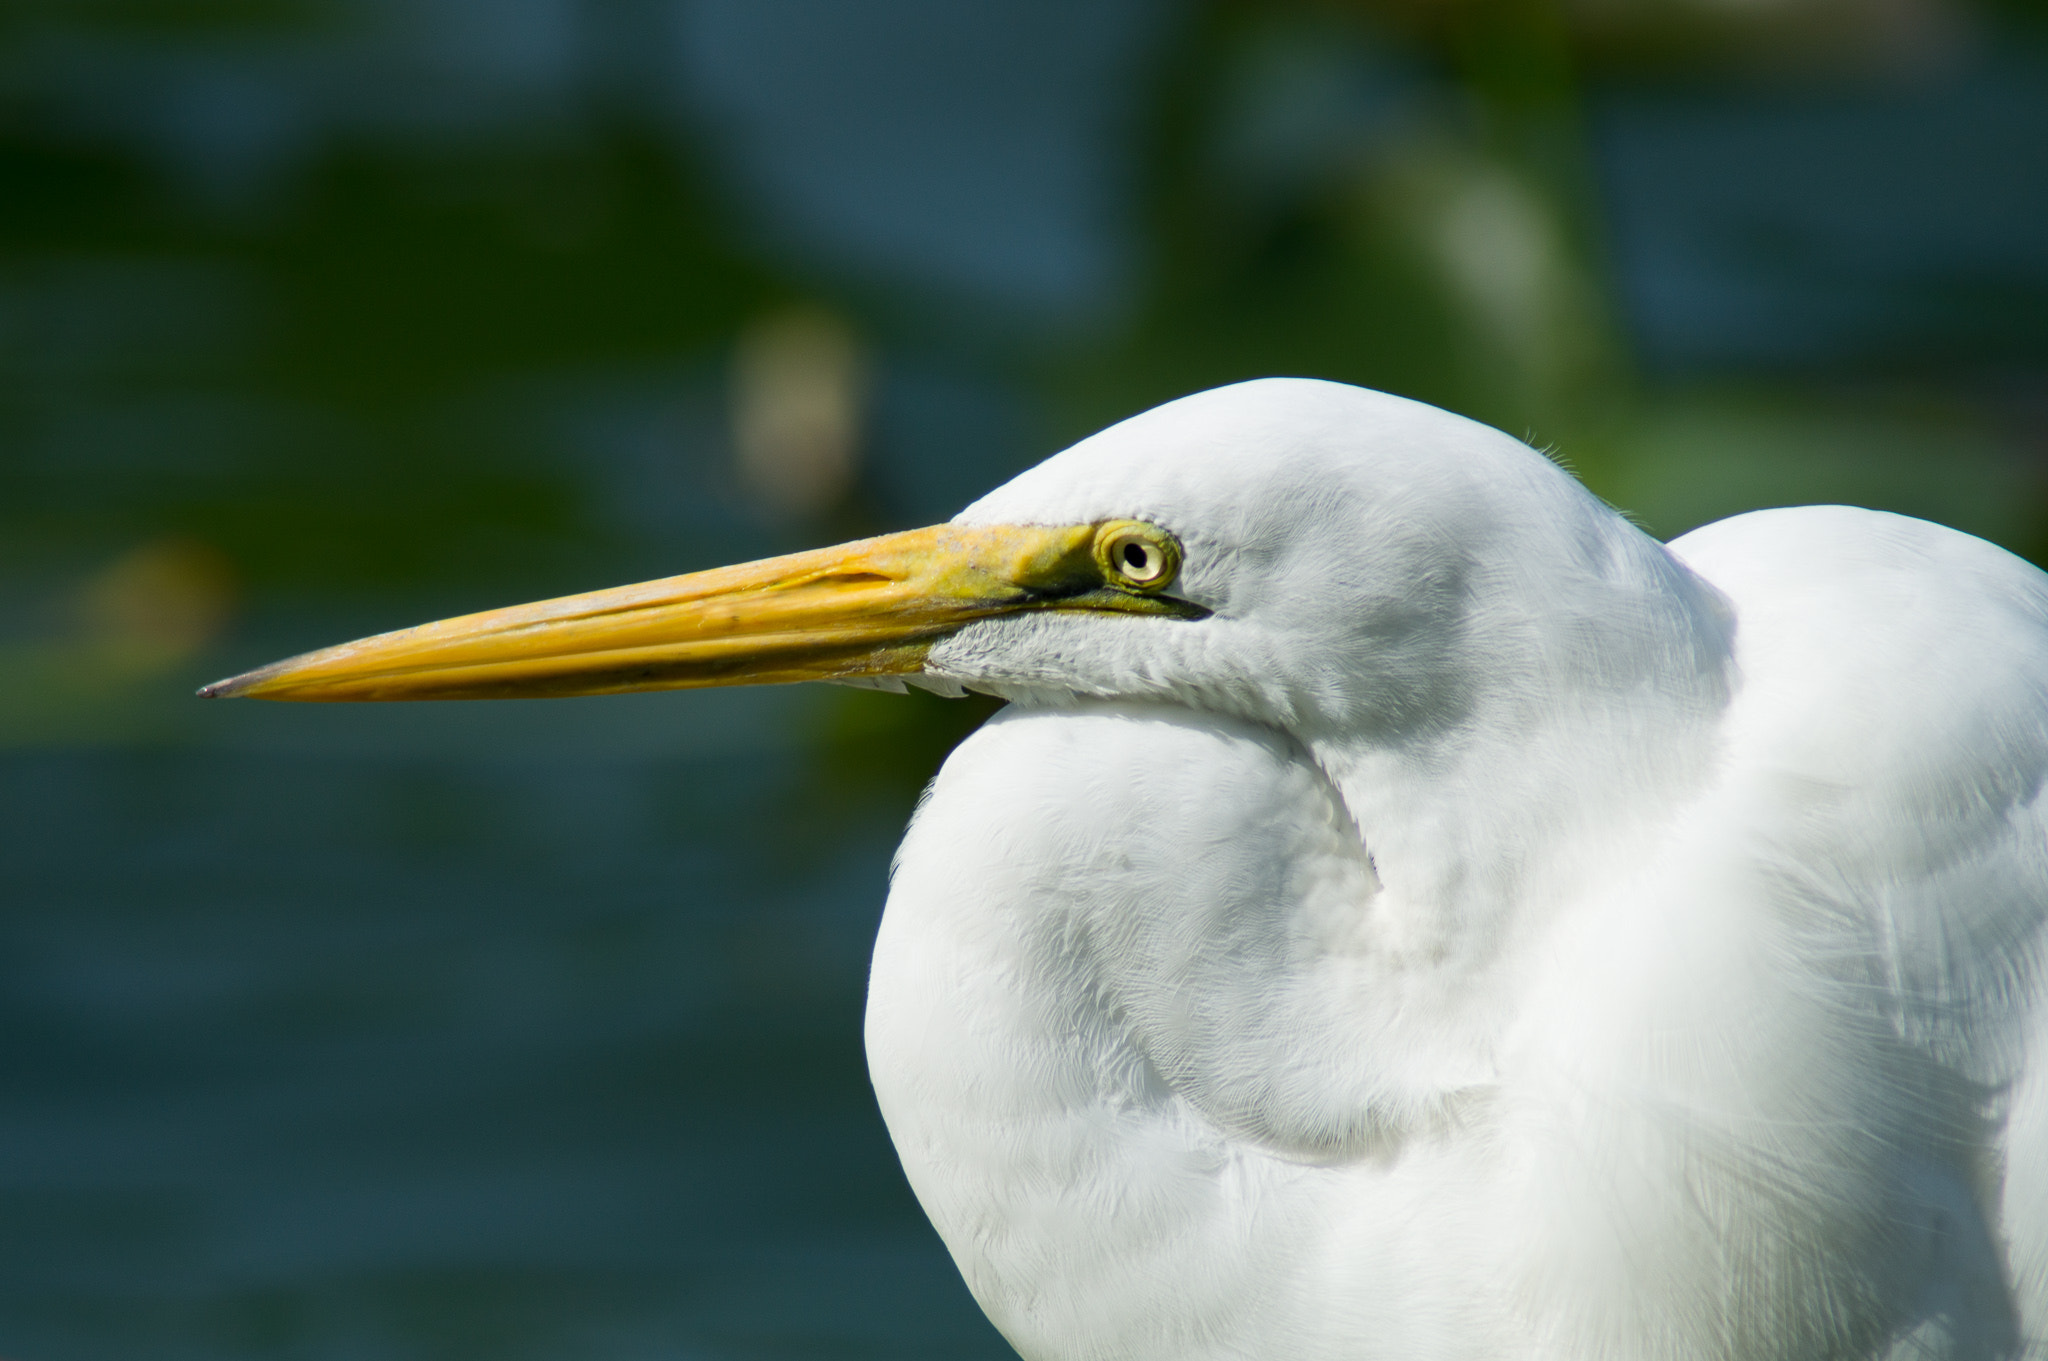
xmin=198 ymin=521 xmax=1202 ymax=702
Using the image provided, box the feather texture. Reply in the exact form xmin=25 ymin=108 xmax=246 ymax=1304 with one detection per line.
xmin=868 ymin=380 xmax=2048 ymax=1360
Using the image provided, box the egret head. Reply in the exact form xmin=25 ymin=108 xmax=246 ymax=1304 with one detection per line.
xmin=930 ymin=379 xmax=1730 ymax=739
xmin=201 ymin=379 xmax=1728 ymax=753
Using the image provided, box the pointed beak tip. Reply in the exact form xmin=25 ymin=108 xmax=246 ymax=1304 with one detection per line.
xmin=197 ymin=670 xmax=264 ymax=699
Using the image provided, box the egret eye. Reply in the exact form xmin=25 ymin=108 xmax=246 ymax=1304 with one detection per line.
xmin=1094 ymin=521 xmax=1181 ymax=592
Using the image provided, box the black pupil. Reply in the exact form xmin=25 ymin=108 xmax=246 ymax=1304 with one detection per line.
xmin=1122 ymin=543 xmax=1149 ymax=572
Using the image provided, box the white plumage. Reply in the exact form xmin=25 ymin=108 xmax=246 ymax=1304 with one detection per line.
xmin=865 ymin=379 xmax=2048 ymax=1360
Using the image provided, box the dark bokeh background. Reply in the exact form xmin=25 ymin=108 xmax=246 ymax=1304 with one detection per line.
xmin=2 ymin=1 xmax=2046 ymax=1357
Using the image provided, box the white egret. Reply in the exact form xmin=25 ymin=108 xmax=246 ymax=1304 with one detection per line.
xmin=204 ymin=379 xmax=2048 ymax=1360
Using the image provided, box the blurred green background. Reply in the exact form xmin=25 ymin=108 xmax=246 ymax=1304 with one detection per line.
xmin=1 ymin=0 xmax=2046 ymax=1357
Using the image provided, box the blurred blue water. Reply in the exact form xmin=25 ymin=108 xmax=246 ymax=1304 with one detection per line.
xmin=1596 ymin=54 xmax=2048 ymax=371
xmin=0 ymin=729 xmax=1011 ymax=1358
xmin=678 ymin=0 xmax=1169 ymax=321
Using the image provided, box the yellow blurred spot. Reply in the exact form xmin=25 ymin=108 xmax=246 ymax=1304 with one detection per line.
xmin=79 ymin=537 xmax=238 ymax=657
xmin=0 ymin=537 xmax=238 ymax=745
xmin=731 ymin=307 xmax=865 ymax=519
